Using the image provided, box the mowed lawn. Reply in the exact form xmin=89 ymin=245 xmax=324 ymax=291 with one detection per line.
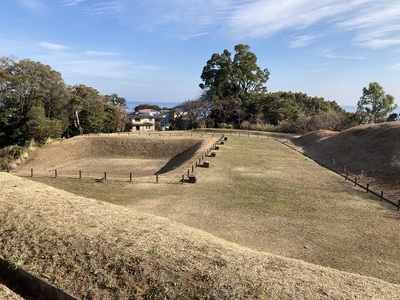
xmin=32 ymin=134 xmax=400 ymax=284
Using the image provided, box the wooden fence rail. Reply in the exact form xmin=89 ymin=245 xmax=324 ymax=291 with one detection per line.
xmin=277 ymin=139 xmax=400 ymax=211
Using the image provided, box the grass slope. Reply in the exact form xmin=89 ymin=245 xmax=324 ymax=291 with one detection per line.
xmin=11 ymin=134 xmax=217 ymax=179
xmin=1 ymin=172 xmax=399 ymax=299
xmin=292 ymin=121 xmax=400 ymax=198
xmin=32 ymin=135 xmax=400 ymax=285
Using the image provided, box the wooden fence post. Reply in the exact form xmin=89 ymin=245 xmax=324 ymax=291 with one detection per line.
xmin=31 ymin=168 xmax=33 ymax=177
xmin=366 ymin=183 xmax=369 ymax=193
xmin=54 ymin=170 xmax=57 ymax=178
xmin=79 ymin=171 xmax=82 ymax=179
xmin=345 ymin=172 xmax=349 ymax=181
xmin=104 ymin=172 xmax=107 ymax=181
xmin=354 ymin=177 xmax=357 ymax=186
xmin=155 ymin=173 xmax=159 ymax=183
xmin=129 ymin=173 xmax=132 ymax=182
xmin=187 ymin=169 xmax=190 ymax=177
xmin=181 ymin=175 xmax=184 ymax=184
xmin=380 ymin=191 xmax=384 ymax=201
xmin=398 ymin=200 xmax=400 ymax=211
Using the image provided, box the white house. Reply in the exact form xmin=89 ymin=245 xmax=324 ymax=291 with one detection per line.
xmin=129 ymin=109 xmax=162 ymax=132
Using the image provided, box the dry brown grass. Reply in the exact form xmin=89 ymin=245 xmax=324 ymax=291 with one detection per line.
xmin=11 ymin=133 xmax=218 ymax=181
xmin=292 ymin=121 xmax=400 ymax=199
xmin=0 ymin=284 xmax=22 ymax=300
xmin=1 ymin=172 xmax=400 ymax=299
xmin=2 ymin=129 xmax=400 ymax=299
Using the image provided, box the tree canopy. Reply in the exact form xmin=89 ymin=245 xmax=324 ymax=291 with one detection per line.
xmin=0 ymin=57 xmax=128 ymax=147
xmin=356 ymin=82 xmax=397 ymax=124
xmin=199 ymin=44 xmax=270 ymax=126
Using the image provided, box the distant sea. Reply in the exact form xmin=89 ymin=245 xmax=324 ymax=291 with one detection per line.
xmin=341 ymin=105 xmax=357 ymax=113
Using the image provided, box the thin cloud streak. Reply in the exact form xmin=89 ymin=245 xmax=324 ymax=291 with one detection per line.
xmin=60 ymin=0 xmax=400 ymax=51
xmin=227 ymin=0 xmax=359 ymax=38
xmin=83 ymin=51 xmax=120 ymax=56
xmin=317 ymin=48 xmax=366 ymax=60
xmin=39 ymin=42 xmax=69 ymax=51
xmin=390 ymin=63 xmax=400 ymax=70
xmin=17 ymin=0 xmax=45 ymax=11
xmin=290 ymin=34 xmax=320 ymax=48
xmin=62 ymin=0 xmax=86 ymax=6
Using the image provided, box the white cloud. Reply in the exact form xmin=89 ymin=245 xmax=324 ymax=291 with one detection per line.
xmin=17 ymin=0 xmax=45 ymax=11
xmin=351 ymin=25 xmax=400 ymax=49
xmin=335 ymin=1 xmax=400 ymax=48
xmin=83 ymin=51 xmax=120 ymax=56
xmin=59 ymin=58 xmax=164 ymax=80
xmin=62 ymin=0 xmax=85 ymax=6
xmin=83 ymin=1 xmax=125 ymax=16
xmin=39 ymin=42 xmax=69 ymax=51
xmin=61 ymin=60 xmax=129 ymax=78
xmin=227 ymin=0 xmax=359 ymax=38
xmin=390 ymin=63 xmax=400 ymax=70
xmin=317 ymin=48 xmax=366 ymax=60
xmin=289 ymin=34 xmax=320 ymax=48
xmin=60 ymin=0 xmax=400 ymax=51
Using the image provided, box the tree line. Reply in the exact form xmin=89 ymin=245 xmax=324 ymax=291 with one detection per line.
xmin=0 ymin=57 xmax=128 ymax=148
xmin=1 ymin=45 xmax=398 ymax=148
xmin=173 ymin=44 xmax=397 ymax=132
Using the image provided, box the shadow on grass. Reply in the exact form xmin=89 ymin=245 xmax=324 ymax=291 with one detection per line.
xmin=155 ymin=143 xmax=202 ymax=174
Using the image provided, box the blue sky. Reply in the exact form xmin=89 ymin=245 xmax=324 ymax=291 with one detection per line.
xmin=1 ymin=0 xmax=400 ymax=110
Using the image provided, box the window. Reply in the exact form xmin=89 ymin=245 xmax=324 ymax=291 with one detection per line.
xmin=135 ymin=118 xmax=140 ymax=122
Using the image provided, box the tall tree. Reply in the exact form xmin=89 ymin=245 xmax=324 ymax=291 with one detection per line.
xmin=68 ymin=84 xmax=105 ymax=135
xmin=356 ymin=82 xmax=397 ymax=124
xmin=0 ymin=57 xmax=69 ymax=146
xmin=105 ymin=93 xmax=128 ymax=132
xmin=199 ymin=44 xmax=269 ymax=126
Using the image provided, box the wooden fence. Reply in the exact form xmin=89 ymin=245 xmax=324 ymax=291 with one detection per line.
xmin=26 ymin=134 xmax=226 ymax=184
xmin=276 ymin=139 xmax=400 ymax=212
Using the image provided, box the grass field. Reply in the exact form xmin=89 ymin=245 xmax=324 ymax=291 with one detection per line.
xmin=29 ymin=134 xmax=400 ymax=285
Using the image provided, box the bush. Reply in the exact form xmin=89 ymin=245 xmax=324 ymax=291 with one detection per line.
xmin=240 ymin=121 xmax=277 ymax=132
xmin=0 ymin=145 xmax=28 ymax=171
xmin=8 ymin=146 xmax=24 ymax=159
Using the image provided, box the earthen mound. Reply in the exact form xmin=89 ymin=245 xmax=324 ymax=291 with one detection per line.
xmin=293 ymin=121 xmax=400 ymax=196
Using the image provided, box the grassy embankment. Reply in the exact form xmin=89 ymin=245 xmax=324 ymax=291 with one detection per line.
xmin=27 ymin=133 xmax=400 ymax=285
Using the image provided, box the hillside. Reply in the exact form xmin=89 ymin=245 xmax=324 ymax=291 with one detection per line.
xmin=292 ymin=121 xmax=400 ymax=197
xmin=1 ymin=172 xmax=399 ymax=299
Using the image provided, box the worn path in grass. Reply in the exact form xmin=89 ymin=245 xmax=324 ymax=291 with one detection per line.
xmin=32 ymin=135 xmax=400 ymax=285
